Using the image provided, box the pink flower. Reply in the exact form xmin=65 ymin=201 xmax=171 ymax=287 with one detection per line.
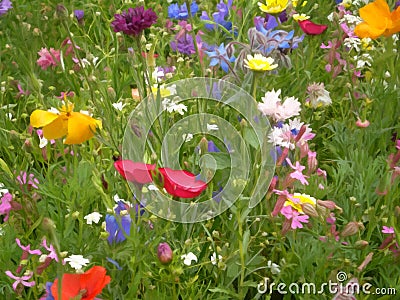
xmin=280 ymin=205 xmax=309 ymax=229
xmin=286 ymin=158 xmax=309 ymax=185
xmin=258 ymin=89 xmax=301 ymax=121
xmin=16 ymin=238 xmax=42 ymax=255
xmin=16 ymin=172 xmax=39 ymax=189
xmin=0 ymin=193 xmax=12 ymax=221
xmin=42 ymin=238 xmax=62 ymax=263
xmin=382 ymin=226 xmax=395 ymax=234
xmin=316 ymin=168 xmax=327 ymax=179
xmin=356 ymin=119 xmax=370 ymax=128
xmin=37 ymin=48 xmax=61 ymax=70
xmin=396 ymin=139 xmax=400 ymax=150
xmin=5 ymin=270 xmax=35 ymax=291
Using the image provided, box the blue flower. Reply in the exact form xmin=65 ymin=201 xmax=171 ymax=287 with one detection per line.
xmin=200 ymin=0 xmax=233 ymax=32
xmin=204 ymin=43 xmax=235 ymax=73
xmin=105 ymin=214 xmax=131 ymax=244
xmin=168 ymin=1 xmax=198 ymax=20
xmin=208 ymin=140 xmax=220 ymax=152
xmin=45 ymin=282 xmax=55 ymax=300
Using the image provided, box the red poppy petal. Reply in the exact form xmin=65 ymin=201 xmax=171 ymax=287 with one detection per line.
xmin=80 ymin=266 xmax=111 ymax=299
xmin=298 ymin=20 xmax=328 ymax=35
xmin=114 ymin=160 xmax=155 ymax=184
xmin=159 ymin=168 xmax=207 ymax=198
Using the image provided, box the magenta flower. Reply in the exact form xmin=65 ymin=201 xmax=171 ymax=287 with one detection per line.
xmin=286 ymin=158 xmax=309 ymax=185
xmin=37 ymin=48 xmax=60 ymax=70
xmin=16 ymin=171 xmax=39 ymax=189
xmin=16 ymin=238 xmax=42 ymax=255
xmin=111 ymin=6 xmax=157 ymax=36
xmin=382 ymin=226 xmax=395 ymax=234
xmin=0 ymin=192 xmax=12 ymax=221
xmin=5 ymin=270 xmax=35 ymax=291
xmin=42 ymin=238 xmax=62 ymax=263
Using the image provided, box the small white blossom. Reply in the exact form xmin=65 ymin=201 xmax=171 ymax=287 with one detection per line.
xmin=0 ymin=183 xmax=9 ymax=196
xmin=112 ymin=102 xmax=126 ymax=111
xmin=182 ymin=133 xmax=193 ymax=142
xmin=267 ymin=260 xmax=281 ymax=275
xmin=84 ymin=212 xmax=102 ymax=225
xmin=181 ymin=252 xmax=197 ymax=266
xmin=210 ymin=252 xmax=223 ymax=265
xmin=39 ymin=137 xmax=48 ymax=149
xmin=64 ymin=255 xmax=90 ymax=271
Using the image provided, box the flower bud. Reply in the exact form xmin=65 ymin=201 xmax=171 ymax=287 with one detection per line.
xmin=354 ymin=240 xmax=369 ymax=250
xmin=157 ymin=242 xmax=173 ymax=265
xmin=356 ymin=119 xmax=370 ymax=128
xmin=301 ymin=203 xmax=319 ymax=217
xmin=341 ymin=221 xmax=364 ymax=237
xmin=42 ymin=217 xmax=56 ymax=233
xmin=199 ymin=137 xmax=208 ymax=155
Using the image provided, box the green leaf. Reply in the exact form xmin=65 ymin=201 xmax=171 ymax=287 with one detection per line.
xmin=243 ymin=127 xmax=259 ymax=149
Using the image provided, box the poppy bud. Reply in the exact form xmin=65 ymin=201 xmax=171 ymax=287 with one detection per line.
xmin=157 ymin=242 xmax=173 ymax=265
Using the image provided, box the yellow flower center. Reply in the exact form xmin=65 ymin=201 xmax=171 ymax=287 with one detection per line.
xmin=284 ymin=193 xmax=316 ymax=213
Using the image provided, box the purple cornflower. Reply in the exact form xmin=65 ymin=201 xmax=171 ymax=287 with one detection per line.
xmin=171 ymin=33 xmax=198 ymax=55
xmin=0 ymin=0 xmax=12 ymax=16
xmin=204 ymin=43 xmax=235 ymax=73
xmin=168 ymin=1 xmax=198 ymax=20
xmin=111 ymin=6 xmax=157 ymax=36
xmin=74 ymin=9 xmax=84 ymax=22
xmin=200 ymin=0 xmax=233 ymax=31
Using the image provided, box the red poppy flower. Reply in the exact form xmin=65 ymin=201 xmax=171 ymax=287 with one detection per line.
xmin=114 ymin=160 xmax=155 ymax=184
xmin=298 ymin=20 xmax=328 ymax=35
xmin=159 ymin=168 xmax=207 ymax=198
xmin=51 ymin=266 xmax=111 ymax=300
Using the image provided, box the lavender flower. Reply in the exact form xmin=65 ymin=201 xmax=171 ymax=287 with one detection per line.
xmin=0 ymin=0 xmax=12 ymax=16
xmin=200 ymin=0 xmax=233 ymax=31
xmin=111 ymin=6 xmax=157 ymax=36
xmin=168 ymin=1 xmax=198 ymax=20
xmin=74 ymin=9 xmax=84 ymax=22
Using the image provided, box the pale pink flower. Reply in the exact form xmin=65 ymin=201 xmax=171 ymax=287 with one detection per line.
xmin=280 ymin=205 xmax=309 ymax=229
xmin=0 ymin=193 xmax=12 ymax=221
xmin=16 ymin=238 xmax=42 ymax=255
xmin=258 ymin=89 xmax=301 ymax=121
xmin=5 ymin=270 xmax=35 ymax=291
xmin=37 ymin=48 xmax=60 ymax=70
xmin=286 ymin=158 xmax=309 ymax=185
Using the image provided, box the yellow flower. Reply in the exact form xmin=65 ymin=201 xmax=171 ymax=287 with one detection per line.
xmin=244 ymin=54 xmax=278 ymax=71
xmin=293 ymin=13 xmax=310 ymax=21
xmin=257 ymin=0 xmax=289 ymax=14
xmin=292 ymin=0 xmax=307 ymax=7
xmin=284 ymin=193 xmax=316 ymax=213
xmin=30 ymin=103 xmax=102 ymax=144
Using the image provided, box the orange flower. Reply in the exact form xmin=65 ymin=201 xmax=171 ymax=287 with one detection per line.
xmin=51 ymin=266 xmax=110 ymax=300
xmin=30 ymin=102 xmax=102 ymax=144
xmin=354 ymin=0 xmax=400 ymax=39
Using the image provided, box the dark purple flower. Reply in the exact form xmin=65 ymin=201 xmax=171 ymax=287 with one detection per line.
xmin=111 ymin=6 xmax=157 ymax=36
xmin=396 ymin=1 xmax=400 ymax=8
xmin=170 ymin=33 xmax=196 ymax=55
xmin=74 ymin=9 xmax=84 ymax=22
xmin=0 ymin=0 xmax=12 ymax=16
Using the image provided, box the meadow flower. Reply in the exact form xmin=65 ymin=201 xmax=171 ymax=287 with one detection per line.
xmin=74 ymin=9 xmax=84 ymax=22
xmin=30 ymin=102 xmax=102 ymax=144
xmin=50 ymin=266 xmax=110 ymax=300
xmin=181 ymin=252 xmax=197 ymax=266
xmin=285 ymin=158 xmax=309 ymax=185
xmin=162 ymin=98 xmax=188 ymax=115
xmin=111 ymin=6 xmax=157 ymax=36
xmin=5 ymin=270 xmax=35 ymax=291
xmin=257 ymin=0 xmax=289 ymax=14
xmin=284 ymin=193 xmax=316 ymax=213
xmin=105 ymin=201 xmax=132 ymax=244
xmin=354 ymin=0 xmax=400 ymax=39
xmin=306 ymin=82 xmax=332 ymax=107
xmin=16 ymin=238 xmax=42 ymax=255
xmin=159 ymin=168 xmax=207 ymax=198
xmin=200 ymin=0 xmax=233 ymax=31
xmin=298 ymin=19 xmax=328 ymax=35
xmin=157 ymin=242 xmax=173 ymax=264
xmin=42 ymin=239 xmax=61 ymax=262
xmin=0 ymin=192 xmax=13 ymax=221
xmin=382 ymin=226 xmax=394 ymax=234
xmin=37 ymin=48 xmax=61 ymax=70
xmin=168 ymin=1 xmax=198 ymax=20
xmin=16 ymin=171 xmax=39 ymax=189
xmin=112 ymin=101 xmax=126 ymax=111
xmin=280 ymin=205 xmax=309 ymax=229
xmin=244 ymin=54 xmax=278 ymax=71
xmin=64 ymin=254 xmax=90 ymax=271
xmin=266 ymin=260 xmax=280 ymax=274
xmin=210 ymin=252 xmax=223 ymax=265
xmin=170 ymin=32 xmax=197 ymax=55
xmin=114 ymin=160 xmax=155 ymax=184
xmin=268 ymin=119 xmax=315 ymax=149
xmin=204 ymin=43 xmax=235 ymax=73
xmin=355 ymin=119 xmax=370 ymax=127
xmin=84 ymin=212 xmax=102 ymax=225
xmin=293 ymin=14 xmax=310 ymax=21
xmin=207 ymin=123 xmax=219 ymax=131
xmin=258 ymin=89 xmax=301 ymax=121
xmin=0 ymin=0 xmax=12 ymax=16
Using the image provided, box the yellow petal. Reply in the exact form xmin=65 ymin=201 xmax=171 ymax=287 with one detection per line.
xmin=30 ymin=110 xmax=59 ymax=128
xmin=42 ymin=115 xmax=68 ymax=140
xmin=64 ymin=112 xmax=101 ymax=144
